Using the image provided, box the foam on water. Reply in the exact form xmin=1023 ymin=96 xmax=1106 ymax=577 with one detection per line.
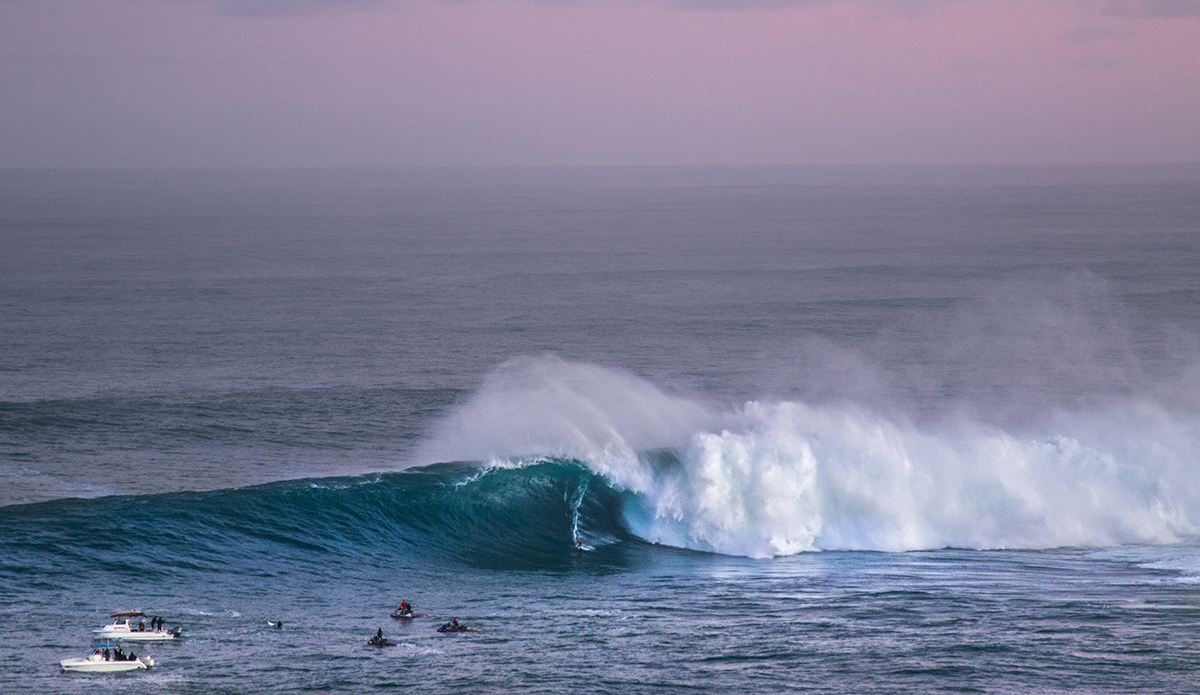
xmin=418 ymin=356 xmax=1200 ymax=558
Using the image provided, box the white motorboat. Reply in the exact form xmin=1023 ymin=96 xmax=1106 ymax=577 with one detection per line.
xmin=61 ymin=645 xmax=153 ymax=672
xmin=95 ymin=611 xmax=181 ymax=642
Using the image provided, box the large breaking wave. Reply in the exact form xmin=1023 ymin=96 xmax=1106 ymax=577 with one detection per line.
xmin=6 ymin=356 xmax=1199 ymax=577
xmin=415 ymin=356 xmax=1200 ymax=558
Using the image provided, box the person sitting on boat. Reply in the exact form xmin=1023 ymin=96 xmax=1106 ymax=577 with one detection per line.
xmin=398 ymin=601 xmax=413 ymax=616
xmin=138 ymin=619 xmax=145 ymax=631
xmin=102 ymin=648 xmax=110 ymax=660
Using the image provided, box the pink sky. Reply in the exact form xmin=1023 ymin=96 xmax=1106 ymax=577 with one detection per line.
xmin=1 ymin=0 xmax=1198 ymax=166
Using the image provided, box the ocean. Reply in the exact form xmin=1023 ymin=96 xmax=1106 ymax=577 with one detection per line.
xmin=2 ymin=165 xmax=1199 ymax=692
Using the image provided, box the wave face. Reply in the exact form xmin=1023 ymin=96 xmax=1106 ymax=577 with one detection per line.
xmin=415 ymin=356 xmax=1200 ymax=558
xmin=0 ymin=461 xmax=631 ymax=582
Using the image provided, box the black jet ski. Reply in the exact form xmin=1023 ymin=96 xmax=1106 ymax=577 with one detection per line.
xmin=367 ymin=635 xmax=396 ymax=647
xmin=437 ymin=621 xmax=481 ymax=633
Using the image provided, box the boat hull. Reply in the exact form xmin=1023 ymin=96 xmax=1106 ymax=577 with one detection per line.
xmin=95 ymin=626 xmax=178 ymax=641
xmin=60 ymin=656 xmax=152 ymax=672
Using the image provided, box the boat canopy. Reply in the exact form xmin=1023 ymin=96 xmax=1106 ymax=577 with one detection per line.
xmin=110 ymin=611 xmax=146 ymax=618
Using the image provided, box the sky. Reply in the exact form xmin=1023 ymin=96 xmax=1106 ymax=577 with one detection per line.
xmin=1 ymin=0 xmax=1198 ymax=167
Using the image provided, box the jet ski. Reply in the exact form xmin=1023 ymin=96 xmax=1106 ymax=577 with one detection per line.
xmin=367 ymin=635 xmax=396 ymax=647
xmin=437 ymin=620 xmax=480 ymax=633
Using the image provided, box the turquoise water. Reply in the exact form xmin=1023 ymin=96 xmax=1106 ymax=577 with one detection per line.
xmin=2 ymin=166 xmax=1200 ymax=692
xmin=5 ymin=465 xmax=1200 ymax=693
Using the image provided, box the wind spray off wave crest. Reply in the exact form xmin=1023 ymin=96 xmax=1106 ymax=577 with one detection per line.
xmin=414 ymin=356 xmax=716 ymax=478
xmin=417 ymin=357 xmax=1200 ymax=557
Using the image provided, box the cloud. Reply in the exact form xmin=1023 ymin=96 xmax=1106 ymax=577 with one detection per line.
xmin=1062 ymin=20 xmax=1138 ymax=42
xmin=1105 ymin=0 xmax=1200 ymax=18
xmin=141 ymin=0 xmax=1200 ymax=17
xmin=176 ymin=0 xmax=396 ymax=17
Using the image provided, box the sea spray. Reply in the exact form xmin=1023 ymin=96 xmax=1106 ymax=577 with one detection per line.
xmin=417 ymin=357 xmax=1200 ymax=557
xmin=623 ymin=401 xmax=1200 ymax=556
xmin=413 ymin=356 xmax=715 ymax=486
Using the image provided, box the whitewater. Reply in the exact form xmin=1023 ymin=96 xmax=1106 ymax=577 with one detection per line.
xmin=417 ymin=355 xmax=1200 ymax=557
xmin=2 ymin=165 xmax=1199 ymax=693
